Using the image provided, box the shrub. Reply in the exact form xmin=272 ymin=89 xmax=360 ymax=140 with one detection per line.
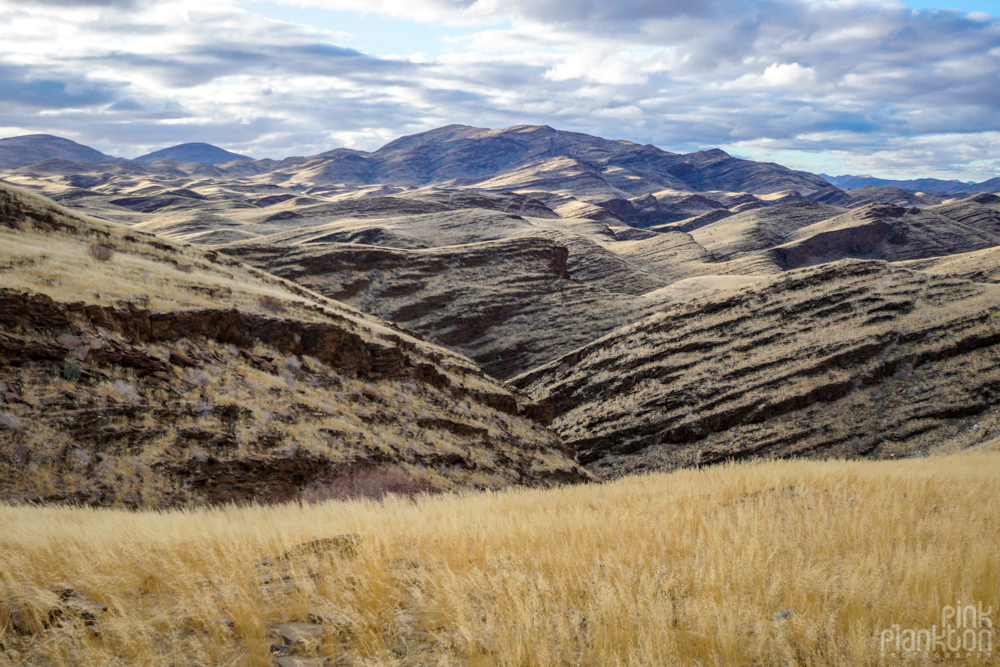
xmin=303 ymin=464 xmax=436 ymax=503
xmin=190 ymin=370 xmax=213 ymax=387
xmin=111 ymin=380 xmax=141 ymax=402
xmin=62 ymin=361 xmax=82 ymax=381
xmin=88 ymin=242 xmax=115 ymax=261
xmin=258 ymin=296 xmax=286 ymax=313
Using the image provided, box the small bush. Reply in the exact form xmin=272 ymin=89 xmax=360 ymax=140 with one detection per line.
xmin=258 ymin=296 xmax=286 ymax=313
xmin=62 ymin=361 xmax=82 ymax=381
xmin=88 ymin=242 xmax=115 ymax=262
xmin=110 ymin=380 xmax=141 ymax=402
xmin=190 ymin=370 xmax=213 ymax=387
xmin=303 ymin=464 xmax=436 ymax=503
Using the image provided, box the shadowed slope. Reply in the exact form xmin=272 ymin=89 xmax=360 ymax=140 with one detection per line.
xmin=225 ymin=237 xmax=666 ymax=379
xmin=771 ymin=203 xmax=1000 ymax=269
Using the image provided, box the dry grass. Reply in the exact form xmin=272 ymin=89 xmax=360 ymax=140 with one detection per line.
xmin=1 ymin=450 xmax=997 ymax=666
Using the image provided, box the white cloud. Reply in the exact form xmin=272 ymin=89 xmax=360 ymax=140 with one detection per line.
xmin=0 ymin=0 xmax=998 ymax=177
xmin=545 ymin=50 xmax=648 ymax=85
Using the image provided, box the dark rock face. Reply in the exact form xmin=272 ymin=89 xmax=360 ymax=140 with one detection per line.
xmin=515 ymin=260 xmax=1000 ymax=477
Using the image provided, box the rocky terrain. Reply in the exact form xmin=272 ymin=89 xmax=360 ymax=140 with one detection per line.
xmin=0 ymin=183 xmax=588 ymax=508
xmin=514 ymin=260 xmax=1000 ymax=477
xmin=226 ymin=237 xmax=665 ymax=379
xmin=2 ymin=124 xmax=1000 ymax=494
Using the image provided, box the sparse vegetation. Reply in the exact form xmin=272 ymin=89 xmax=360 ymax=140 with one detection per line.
xmin=258 ymin=295 xmax=286 ymax=313
xmin=60 ymin=362 xmax=81 ymax=382
xmin=87 ymin=242 xmax=114 ymax=262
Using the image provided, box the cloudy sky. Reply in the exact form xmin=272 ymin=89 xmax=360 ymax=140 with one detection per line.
xmin=1 ymin=0 xmax=998 ymax=180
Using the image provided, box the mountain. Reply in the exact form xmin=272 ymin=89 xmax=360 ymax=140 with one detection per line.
xmin=135 ymin=143 xmax=253 ymax=165
xmin=268 ymin=124 xmax=832 ymax=196
xmin=0 ymin=134 xmax=119 ymax=169
xmin=513 ymin=260 xmax=1000 ymax=478
xmin=0 ymin=181 xmax=588 ymax=507
xmin=822 ymin=173 xmax=1000 ymax=195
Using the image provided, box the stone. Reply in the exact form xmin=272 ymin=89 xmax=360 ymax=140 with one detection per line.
xmin=277 ymin=535 xmax=362 ymax=562
xmin=56 ymin=334 xmax=82 ymax=348
xmin=11 ymin=445 xmax=30 ymax=467
xmin=275 ymin=622 xmax=327 ymax=647
xmin=771 ymin=607 xmax=795 ymax=621
xmin=169 ymin=351 xmax=197 ymax=367
xmin=274 ymin=657 xmax=329 ymax=667
xmin=8 ymin=604 xmax=46 ymax=635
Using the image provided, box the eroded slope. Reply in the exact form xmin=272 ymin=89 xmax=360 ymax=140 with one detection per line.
xmin=0 ymin=183 xmax=589 ymax=507
xmin=514 ymin=260 xmax=1000 ymax=478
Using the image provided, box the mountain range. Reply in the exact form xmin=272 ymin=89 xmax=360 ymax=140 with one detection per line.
xmin=821 ymin=173 xmax=1000 ymax=195
xmin=3 ymin=129 xmax=997 ymax=196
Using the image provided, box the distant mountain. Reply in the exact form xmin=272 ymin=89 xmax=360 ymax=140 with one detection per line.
xmin=135 ymin=143 xmax=253 ymax=165
xmin=0 ymin=134 xmax=119 ymax=170
xmin=821 ymin=173 xmax=999 ymax=195
xmin=278 ymin=124 xmax=832 ymax=196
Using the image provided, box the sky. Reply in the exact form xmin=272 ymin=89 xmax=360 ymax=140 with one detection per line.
xmin=0 ymin=0 xmax=998 ymax=180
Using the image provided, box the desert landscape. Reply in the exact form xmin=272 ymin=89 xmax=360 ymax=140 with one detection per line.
xmin=2 ymin=0 xmax=1000 ymax=663
xmin=1 ymin=124 xmax=998 ymax=665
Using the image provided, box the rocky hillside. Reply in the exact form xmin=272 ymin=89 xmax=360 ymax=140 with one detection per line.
xmin=771 ymin=203 xmax=1000 ymax=269
xmin=226 ymin=236 xmax=665 ymax=379
xmin=0 ymin=183 xmax=589 ymax=508
xmin=514 ymin=260 xmax=1000 ymax=478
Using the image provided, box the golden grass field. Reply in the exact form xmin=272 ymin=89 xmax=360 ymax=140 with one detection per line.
xmin=2 ymin=447 xmax=998 ymax=666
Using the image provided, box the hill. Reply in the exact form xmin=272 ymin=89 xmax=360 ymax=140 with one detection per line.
xmin=135 ymin=143 xmax=254 ymax=165
xmin=514 ymin=260 xmax=1000 ymax=478
xmin=0 ymin=135 xmax=118 ymax=170
xmin=0 ymin=182 xmax=588 ymax=508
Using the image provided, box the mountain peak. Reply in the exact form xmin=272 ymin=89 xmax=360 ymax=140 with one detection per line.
xmin=135 ymin=143 xmax=253 ymax=165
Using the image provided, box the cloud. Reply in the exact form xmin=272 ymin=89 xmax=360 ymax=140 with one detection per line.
xmin=0 ymin=0 xmax=997 ymax=177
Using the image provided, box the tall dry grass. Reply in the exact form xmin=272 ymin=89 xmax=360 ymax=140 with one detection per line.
xmin=1 ymin=450 xmax=998 ymax=666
